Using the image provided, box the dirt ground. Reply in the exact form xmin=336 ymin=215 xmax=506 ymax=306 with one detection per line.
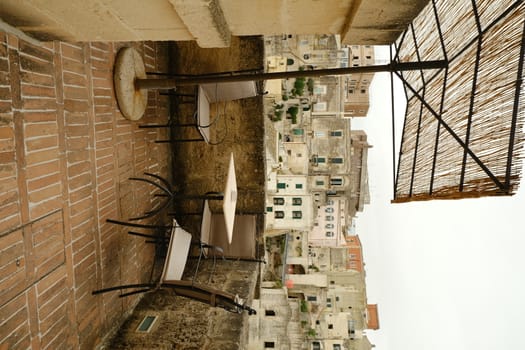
xmin=166 ymin=36 xmax=266 ymax=233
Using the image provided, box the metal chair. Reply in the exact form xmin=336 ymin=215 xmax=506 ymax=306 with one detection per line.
xmin=92 ymin=219 xmax=256 ymax=315
xmin=140 ymin=80 xmax=260 ymax=145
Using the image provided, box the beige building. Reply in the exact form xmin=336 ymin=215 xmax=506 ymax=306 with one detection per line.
xmin=0 ymin=0 xmax=430 ymax=47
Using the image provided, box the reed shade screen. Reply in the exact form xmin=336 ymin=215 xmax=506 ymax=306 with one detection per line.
xmin=392 ymin=0 xmax=525 ymax=203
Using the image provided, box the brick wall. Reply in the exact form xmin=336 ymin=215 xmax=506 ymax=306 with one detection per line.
xmin=0 ymin=32 xmax=171 ymax=349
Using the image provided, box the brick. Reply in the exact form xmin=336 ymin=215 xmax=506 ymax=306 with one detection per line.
xmin=0 ymin=212 xmax=20 ymax=234
xmin=69 ymin=197 xmax=92 ymax=216
xmin=0 ymin=302 xmax=29 ymax=346
xmin=21 ymin=83 xmax=56 ymax=98
xmin=19 ymin=55 xmax=54 ymax=75
xmin=20 ymin=41 xmax=54 ymax=62
xmin=37 ymin=275 xmax=66 ymax=306
xmin=25 ymin=148 xmax=59 ymax=165
xmin=65 ymin=112 xmax=88 ymax=125
xmin=0 ymin=138 xmax=14 ymax=152
xmin=32 ymin=219 xmax=62 ymax=247
xmin=66 ymin=136 xmax=89 ymax=150
xmin=0 ymin=102 xmax=12 ymax=114
xmin=0 ymin=58 xmax=9 ymax=72
xmin=68 ymin=173 xmax=91 ymax=191
xmin=68 ymin=160 xmax=90 ymax=176
xmin=73 ymin=251 xmax=95 ymax=281
xmin=69 ymin=208 xmax=93 ymax=229
xmin=27 ymin=172 xmax=61 ymax=192
xmin=0 ymin=151 xmax=14 ymax=163
xmin=73 ymin=243 xmax=94 ymax=266
xmin=91 ymin=77 xmax=112 ymax=89
xmin=64 ymin=99 xmax=89 ymax=113
xmin=65 ymin=124 xmax=89 ymax=138
xmin=43 ymin=329 xmax=68 ymax=350
xmin=66 ymin=149 xmax=89 ymax=164
xmin=34 ymin=250 xmax=65 ymax=280
xmin=69 ymin=185 xmax=92 ymax=205
xmin=25 ymin=160 xmax=60 ymax=180
xmin=39 ymin=305 xmax=68 ymax=342
xmin=93 ymin=88 xmax=111 ymax=98
xmin=60 ymin=43 xmax=84 ymax=62
xmin=25 ymin=122 xmax=58 ymax=139
xmin=38 ymin=287 xmax=69 ymax=323
xmin=23 ymin=111 xmax=57 ymax=123
xmin=20 ymin=71 xmax=55 ymax=87
xmin=61 ymin=57 xmax=85 ymax=74
xmin=25 ymin=135 xmax=58 ymax=151
xmin=36 ymin=264 xmax=66 ymax=295
xmin=29 ymin=198 xmax=61 ymax=220
xmin=64 ymin=85 xmax=88 ymax=100
xmin=28 ymin=183 xmax=61 ymax=203
xmin=0 ymin=86 xmax=11 ymax=100
xmin=0 ymin=175 xmax=17 ymax=193
xmin=0 ymin=268 xmax=26 ymax=304
xmin=22 ymin=98 xmax=56 ymax=111
xmin=63 ymin=71 xmax=87 ymax=87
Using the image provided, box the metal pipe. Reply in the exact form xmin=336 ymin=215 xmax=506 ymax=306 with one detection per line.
xmin=136 ymin=60 xmax=448 ymax=89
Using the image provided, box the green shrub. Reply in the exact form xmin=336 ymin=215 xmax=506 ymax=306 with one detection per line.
xmin=300 ymin=300 xmax=308 ymax=312
xmin=282 ymin=95 xmax=289 ymax=101
xmin=293 ymin=78 xmax=306 ymax=96
xmin=307 ymin=78 xmax=315 ymax=93
xmin=287 ymin=106 xmax=299 ymax=118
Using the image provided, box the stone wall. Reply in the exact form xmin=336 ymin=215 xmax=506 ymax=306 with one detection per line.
xmin=105 ymin=259 xmax=261 ymax=349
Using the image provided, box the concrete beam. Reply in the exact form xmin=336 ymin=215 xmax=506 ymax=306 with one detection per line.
xmin=169 ymin=0 xmax=231 ymax=48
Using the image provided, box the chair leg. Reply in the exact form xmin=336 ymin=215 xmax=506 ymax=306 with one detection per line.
xmin=92 ymin=283 xmax=156 ymax=295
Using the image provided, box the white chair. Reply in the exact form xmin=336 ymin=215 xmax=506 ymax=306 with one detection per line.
xmin=92 ymin=219 xmax=255 ymax=314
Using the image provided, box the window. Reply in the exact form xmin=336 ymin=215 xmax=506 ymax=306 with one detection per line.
xmin=316 ymin=180 xmax=324 ymax=186
xmin=264 ymin=342 xmax=275 ymax=348
xmin=307 ymin=296 xmax=317 ymax=301
xmin=333 ymin=345 xmax=342 ymax=350
xmin=326 ymin=231 xmax=334 ymax=237
xmin=277 ymin=182 xmax=286 ymax=189
xmin=292 ymin=198 xmax=302 ymax=205
xmin=313 ymin=156 xmax=326 ymax=163
xmin=328 ymin=324 xmax=333 ymax=329
xmin=330 ymin=130 xmax=343 ymax=137
xmin=273 ymin=197 xmax=284 ymax=205
xmin=325 ymin=216 xmax=334 ymax=221
xmin=265 ymin=310 xmax=276 ymax=316
xmin=330 ymin=177 xmax=343 ymax=186
xmin=292 ymin=211 xmax=302 ymax=219
xmin=329 ymin=157 xmax=343 ymax=164
xmin=327 ymin=200 xmax=334 ymax=205
xmin=275 ymin=211 xmax=284 ymax=219
xmin=312 ymin=342 xmax=321 ymax=350
xmin=325 ymin=207 xmax=334 ymax=213
xmin=325 ymin=224 xmax=334 ymax=229
xmin=295 ymin=183 xmax=303 ymax=189
xmin=314 ymin=131 xmax=326 ymax=137
xmin=266 ymin=206 xmax=273 ymax=212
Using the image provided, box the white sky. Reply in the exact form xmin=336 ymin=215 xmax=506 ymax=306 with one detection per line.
xmin=352 ymin=47 xmax=525 ymax=350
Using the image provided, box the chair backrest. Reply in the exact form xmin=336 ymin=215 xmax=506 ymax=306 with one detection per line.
xmin=201 ymin=81 xmax=258 ymax=103
xmin=161 ymin=219 xmax=192 ymax=281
